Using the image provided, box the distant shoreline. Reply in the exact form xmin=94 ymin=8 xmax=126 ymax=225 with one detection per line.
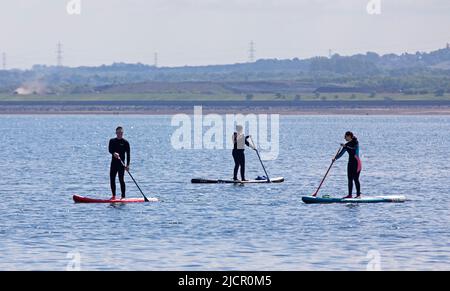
xmin=1 ymin=100 xmax=450 ymax=115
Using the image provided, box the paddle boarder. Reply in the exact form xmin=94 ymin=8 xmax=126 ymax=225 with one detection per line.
xmin=232 ymin=125 xmax=255 ymax=181
xmin=109 ymin=126 xmax=130 ymax=199
xmin=333 ymin=131 xmax=362 ymax=199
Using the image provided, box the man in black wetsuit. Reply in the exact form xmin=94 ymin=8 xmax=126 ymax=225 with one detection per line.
xmin=109 ymin=126 xmax=130 ymax=199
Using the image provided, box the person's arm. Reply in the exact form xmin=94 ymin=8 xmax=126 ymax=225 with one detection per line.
xmin=245 ymin=135 xmax=250 ymax=147
xmin=126 ymin=141 xmax=131 ymax=166
xmin=335 ymin=147 xmax=347 ymax=160
xmin=345 ymin=144 xmax=356 ymax=150
xmin=245 ymin=135 xmax=256 ymax=150
xmin=109 ymin=139 xmax=114 ymax=155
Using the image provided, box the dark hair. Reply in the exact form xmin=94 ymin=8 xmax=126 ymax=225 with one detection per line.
xmin=345 ymin=131 xmax=354 ymax=138
xmin=116 ymin=126 xmax=123 ymax=132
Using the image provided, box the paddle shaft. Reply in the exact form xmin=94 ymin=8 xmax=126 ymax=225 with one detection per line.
xmin=118 ymin=158 xmax=149 ymax=202
xmin=312 ymin=146 xmax=343 ymax=197
xmin=249 ymin=136 xmax=271 ymax=182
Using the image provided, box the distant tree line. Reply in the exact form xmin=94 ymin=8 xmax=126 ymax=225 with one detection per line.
xmin=1 ymin=47 xmax=450 ymax=95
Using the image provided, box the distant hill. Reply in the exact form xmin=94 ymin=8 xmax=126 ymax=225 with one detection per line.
xmin=1 ymin=46 xmax=450 ymax=96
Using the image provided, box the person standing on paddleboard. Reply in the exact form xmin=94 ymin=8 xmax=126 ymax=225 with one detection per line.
xmin=334 ymin=131 xmax=362 ymax=199
xmin=232 ymin=125 xmax=255 ymax=181
xmin=109 ymin=126 xmax=130 ymax=199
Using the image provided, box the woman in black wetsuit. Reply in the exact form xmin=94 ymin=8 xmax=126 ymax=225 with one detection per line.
xmin=334 ymin=131 xmax=362 ymax=199
xmin=232 ymin=125 xmax=255 ymax=181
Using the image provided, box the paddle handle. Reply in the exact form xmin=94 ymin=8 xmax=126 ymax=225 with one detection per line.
xmin=249 ymin=136 xmax=271 ymax=182
xmin=118 ymin=158 xmax=149 ymax=202
xmin=312 ymin=146 xmax=342 ymax=197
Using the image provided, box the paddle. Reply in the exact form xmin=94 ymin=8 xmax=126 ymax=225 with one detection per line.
xmin=118 ymin=157 xmax=150 ymax=202
xmin=249 ymin=136 xmax=271 ymax=183
xmin=312 ymin=146 xmax=343 ymax=197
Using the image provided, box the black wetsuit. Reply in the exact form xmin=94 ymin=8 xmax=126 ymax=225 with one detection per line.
xmin=336 ymin=137 xmax=362 ymax=196
xmin=232 ymin=133 xmax=250 ymax=180
xmin=109 ymin=138 xmax=130 ymax=198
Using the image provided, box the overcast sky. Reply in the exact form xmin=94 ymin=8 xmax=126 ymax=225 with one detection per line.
xmin=1 ymin=0 xmax=449 ymax=68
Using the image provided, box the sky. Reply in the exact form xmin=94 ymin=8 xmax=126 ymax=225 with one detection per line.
xmin=0 ymin=0 xmax=449 ymax=69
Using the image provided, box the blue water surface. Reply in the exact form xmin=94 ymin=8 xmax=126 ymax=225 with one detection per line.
xmin=0 ymin=115 xmax=449 ymax=270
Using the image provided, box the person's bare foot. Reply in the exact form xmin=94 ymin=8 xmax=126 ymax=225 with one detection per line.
xmin=342 ymin=195 xmax=353 ymax=199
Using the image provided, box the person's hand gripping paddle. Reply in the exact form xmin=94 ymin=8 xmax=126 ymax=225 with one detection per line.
xmin=118 ymin=158 xmax=150 ymax=202
xmin=249 ymin=136 xmax=271 ymax=183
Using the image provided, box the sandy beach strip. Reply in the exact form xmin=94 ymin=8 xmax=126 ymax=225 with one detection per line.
xmin=1 ymin=100 xmax=450 ymax=115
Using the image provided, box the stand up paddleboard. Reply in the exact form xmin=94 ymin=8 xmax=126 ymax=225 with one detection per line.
xmin=302 ymin=195 xmax=406 ymax=204
xmin=191 ymin=177 xmax=284 ymax=184
xmin=73 ymin=195 xmax=158 ymax=204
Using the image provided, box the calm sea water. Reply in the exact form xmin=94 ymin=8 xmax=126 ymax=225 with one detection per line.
xmin=0 ymin=115 xmax=449 ymax=270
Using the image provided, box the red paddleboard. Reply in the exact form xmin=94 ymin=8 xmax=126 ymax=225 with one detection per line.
xmin=73 ymin=195 xmax=158 ymax=203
